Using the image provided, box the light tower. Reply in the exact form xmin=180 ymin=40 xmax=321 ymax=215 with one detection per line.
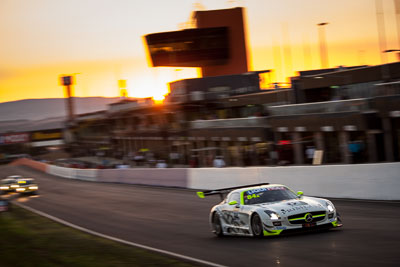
xmin=60 ymin=75 xmax=75 ymax=123
xmin=376 ymin=0 xmax=388 ymax=64
xmin=317 ymin=22 xmax=329 ymax=69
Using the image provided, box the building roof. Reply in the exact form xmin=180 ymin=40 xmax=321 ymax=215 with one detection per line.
xmin=298 ymin=62 xmax=400 ymax=90
xmin=0 ymin=117 xmax=65 ymax=133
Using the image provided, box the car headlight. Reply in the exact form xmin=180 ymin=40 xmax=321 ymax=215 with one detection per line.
xmin=264 ymin=210 xmax=280 ymax=220
xmin=29 ymin=186 xmax=38 ymax=190
xmin=0 ymin=186 xmax=9 ymax=190
xmin=326 ymin=202 xmax=335 ymax=212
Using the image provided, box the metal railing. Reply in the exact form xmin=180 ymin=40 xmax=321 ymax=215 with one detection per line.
xmin=267 ymin=98 xmax=370 ymax=116
xmin=190 ymin=116 xmax=268 ymax=129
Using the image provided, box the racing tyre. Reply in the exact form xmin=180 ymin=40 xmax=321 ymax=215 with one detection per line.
xmin=212 ymin=212 xmax=223 ymax=237
xmin=251 ymin=213 xmax=264 ymax=237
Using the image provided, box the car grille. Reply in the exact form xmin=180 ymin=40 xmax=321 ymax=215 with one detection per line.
xmin=288 ymin=211 xmax=326 ymax=224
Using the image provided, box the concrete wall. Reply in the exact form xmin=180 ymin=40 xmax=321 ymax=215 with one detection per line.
xmin=187 ymin=163 xmax=400 ymax=200
xmin=10 ymin=158 xmax=47 ymax=172
xmin=97 ymin=168 xmax=188 ymax=187
xmin=10 ymin=159 xmax=400 ymax=200
xmin=74 ymin=169 xmax=98 ymax=181
xmin=46 ymin=165 xmax=97 ymax=182
xmin=47 ymin=165 xmax=76 ymax=179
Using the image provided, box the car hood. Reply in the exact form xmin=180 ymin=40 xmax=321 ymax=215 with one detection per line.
xmin=19 ymin=184 xmax=37 ymax=187
xmin=254 ymin=197 xmax=327 ymax=216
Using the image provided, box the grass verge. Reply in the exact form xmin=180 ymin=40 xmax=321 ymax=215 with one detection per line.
xmin=0 ymin=204 xmax=197 ymax=267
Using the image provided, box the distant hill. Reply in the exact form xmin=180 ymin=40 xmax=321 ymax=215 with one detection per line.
xmin=0 ymin=97 xmax=122 ymax=122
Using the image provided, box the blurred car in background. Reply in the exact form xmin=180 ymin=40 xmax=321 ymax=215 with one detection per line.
xmin=15 ymin=178 xmax=39 ymax=195
xmin=1 ymin=175 xmax=23 ymax=193
xmin=0 ymin=198 xmax=10 ymax=212
xmin=1 ymin=179 xmax=15 ymax=193
xmin=5 ymin=175 xmax=23 ymax=180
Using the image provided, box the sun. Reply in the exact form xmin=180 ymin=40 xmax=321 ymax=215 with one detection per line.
xmin=121 ymin=67 xmax=198 ymax=104
xmin=152 ymin=93 xmax=166 ymax=104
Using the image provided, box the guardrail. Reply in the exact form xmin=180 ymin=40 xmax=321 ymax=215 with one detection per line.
xmin=267 ymin=98 xmax=370 ymax=116
xmin=190 ymin=117 xmax=268 ymax=129
xmin=10 ymin=158 xmax=400 ymax=200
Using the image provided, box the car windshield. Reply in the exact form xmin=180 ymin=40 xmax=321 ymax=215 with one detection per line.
xmin=2 ymin=180 xmax=15 ymax=185
xmin=18 ymin=180 xmax=33 ymax=185
xmin=243 ymin=186 xmax=298 ymax=205
xmin=7 ymin=176 xmax=22 ymax=179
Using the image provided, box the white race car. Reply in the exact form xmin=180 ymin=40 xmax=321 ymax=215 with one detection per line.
xmin=197 ymin=183 xmax=342 ymax=237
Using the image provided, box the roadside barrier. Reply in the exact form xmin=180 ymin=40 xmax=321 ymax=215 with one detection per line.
xmin=74 ymin=169 xmax=98 ymax=181
xmin=97 ymin=168 xmax=188 ymax=187
xmin=10 ymin=158 xmax=47 ymax=172
xmin=10 ymin=158 xmax=400 ymax=200
xmin=48 ymin=165 xmax=76 ymax=179
xmin=187 ymin=163 xmax=400 ymax=201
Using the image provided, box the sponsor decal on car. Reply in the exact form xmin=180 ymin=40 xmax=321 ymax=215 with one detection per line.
xmin=280 ymin=205 xmax=311 ymax=214
xmin=246 ymin=188 xmax=268 ymax=195
xmin=286 ymin=201 xmax=309 ymax=206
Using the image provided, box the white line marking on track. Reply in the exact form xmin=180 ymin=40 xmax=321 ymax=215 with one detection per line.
xmin=14 ymin=202 xmax=226 ymax=267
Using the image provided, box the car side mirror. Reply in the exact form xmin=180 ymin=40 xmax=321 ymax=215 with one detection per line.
xmin=297 ymin=191 xmax=304 ymax=197
xmin=228 ymin=200 xmax=239 ymax=206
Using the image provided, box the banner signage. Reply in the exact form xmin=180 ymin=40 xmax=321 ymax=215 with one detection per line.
xmin=31 ymin=131 xmax=62 ymax=141
xmin=0 ymin=133 xmax=29 ymax=145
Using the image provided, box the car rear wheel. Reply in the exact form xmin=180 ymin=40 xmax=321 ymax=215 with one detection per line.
xmin=251 ymin=213 xmax=263 ymax=237
xmin=212 ymin=212 xmax=223 ymax=237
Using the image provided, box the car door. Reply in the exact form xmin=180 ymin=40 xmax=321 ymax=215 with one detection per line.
xmin=220 ymin=192 xmax=248 ymax=231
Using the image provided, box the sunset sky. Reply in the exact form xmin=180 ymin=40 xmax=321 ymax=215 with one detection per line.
xmin=1 ymin=0 xmax=399 ymax=103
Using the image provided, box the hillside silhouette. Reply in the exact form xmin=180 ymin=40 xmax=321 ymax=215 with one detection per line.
xmin=0 ymin=97 xmax=122 ymax=122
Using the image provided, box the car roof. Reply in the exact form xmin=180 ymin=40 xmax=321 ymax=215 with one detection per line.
xmin=2 ymin=178 xmax=17 ymax=182
xmin=18 ymin=178 xmax=35 ymax=181
xmin=6 ymin=175 xmax=23 ymax=178
xmin=231 ymin=184 xmax=287 ymax=194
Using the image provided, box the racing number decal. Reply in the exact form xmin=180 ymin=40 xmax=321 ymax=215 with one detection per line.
xmin=247 ymin=193 xmax=260 ymax=200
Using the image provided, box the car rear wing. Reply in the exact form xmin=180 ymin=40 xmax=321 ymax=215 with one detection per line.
xmin=196 ymin=183 xmax=270 ymax=200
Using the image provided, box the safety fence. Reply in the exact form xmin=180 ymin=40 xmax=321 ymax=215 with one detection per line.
xmin=10 ymin=158 xmax=400 ymax=200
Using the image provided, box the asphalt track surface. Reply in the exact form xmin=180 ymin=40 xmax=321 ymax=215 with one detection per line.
xmin=1 ymin=165 xmax=400 ymax=267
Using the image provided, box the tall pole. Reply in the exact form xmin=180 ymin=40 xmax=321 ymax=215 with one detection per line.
xmin=376 ymin=0 xmax=388 ymax=64
xmin=393 ymin=0 xmax=400 ymax=57
xmin=118 ymin=79 xmax=127 ymax=99
xmin=60 ymin=75 xmax=75 ymax=123
xmin=317 ymin=22 xmax=329 ymax=69
xmin=272 ymin=37 xmax=282 ymax=84
xmin=65 ymin=84 xmax=75 ymax=122
xmin=282 ymin=22 xmax=293 ymax=80
xmin=303 ymin=33 xmax=312 ymax=69
xmin=59 ymin=75 xmax=76 ymax=147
